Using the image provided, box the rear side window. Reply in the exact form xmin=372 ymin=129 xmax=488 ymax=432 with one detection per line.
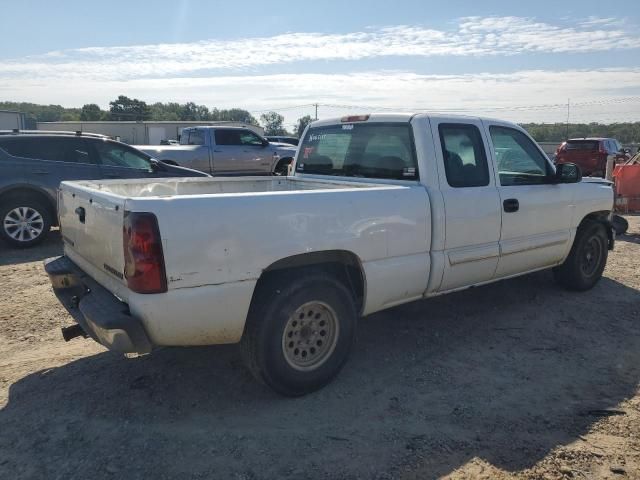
xmin=438 ymin=124 xmax=490 ymax=188
xmin=180 ymin=129 xmax=205 ymax=145
xmin=0 ymin=137 xmax=93 ymax=163
xmin=566 ymin=140 xmax=599 ymax=151
xmin=297 ymin=123 xmax=417 ymax=180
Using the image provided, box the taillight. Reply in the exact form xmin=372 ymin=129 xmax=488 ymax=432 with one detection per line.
xmin=599 ymin=142 xmax=606 ymax=154
xmin=123 ymin=212 xmax=167 ymax=294
xmin=556 ymin=142 xmax=566 ymax=154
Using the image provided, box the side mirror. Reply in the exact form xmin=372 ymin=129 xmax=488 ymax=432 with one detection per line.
xmin=261 ymin=138 xmax=270 ymax=147
xmin=554 ymin=162 xmax=581 ymax=183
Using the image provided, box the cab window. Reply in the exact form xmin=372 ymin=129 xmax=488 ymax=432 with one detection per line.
xmin=93 ymin=141 xmax=152 ymax=170
xmin=298 ymin=123 xmax=417 ymax=180
xmin=490 ymin=126 xmax=553 ymax=186
xmin=438 ymin=124 xmax=490 ymax=188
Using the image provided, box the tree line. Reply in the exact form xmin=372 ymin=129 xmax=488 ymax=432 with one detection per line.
xmin=0 ymin=96 xmax=314 ymax=138
xmin=1 ymin=98 xmax=638 ymax=142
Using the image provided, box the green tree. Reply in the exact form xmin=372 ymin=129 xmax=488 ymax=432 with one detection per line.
xmin=80 ymin=104 xmax=103 ymax=121
xmin=260 ymin=111 xmax=288 ymax=136
xmin=108 ymin=95 xmax=151 ymax=121
xmin=211 ymin=108 xmax=259 ymax=125
xmin=180 ymin=102 xmax=210 ymax=121
xmin=295 ymin=115 xmax=313 ymax=138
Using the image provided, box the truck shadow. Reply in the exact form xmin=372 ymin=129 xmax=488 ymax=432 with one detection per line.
xmin=2 ymin=272 xmax=639 ymax=479
xmin=0 ymin=229 xmax=62 ymax=266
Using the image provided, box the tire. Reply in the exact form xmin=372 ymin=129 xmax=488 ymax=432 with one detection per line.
xmin=273 ymin=158 xmax=293 ymax=176
xmin=0 ymin=198 xmax=52 ymax=248
xmin=553 ymin=220 xmax=608 ymax=291
xmin=241 ymin=272 xmax=357 ymax=396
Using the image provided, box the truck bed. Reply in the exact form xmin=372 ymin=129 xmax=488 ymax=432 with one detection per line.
xmin=71 ymin=176 xmax=388 ymax=197
xmin=57 ymin=174 xmax=430 ymax=346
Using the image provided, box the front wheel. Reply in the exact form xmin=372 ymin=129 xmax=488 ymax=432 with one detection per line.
xmin=553 ymin=220 xmax=608 ymax=291
xmin=241 ymin=273 xmax=357 ymax=396
xmin=0 ymin=199 xmax=52 ymax=248
xmin=273 ymin=158 xmax=293 ymax=176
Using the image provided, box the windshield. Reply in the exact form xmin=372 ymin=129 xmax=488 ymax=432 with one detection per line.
xmin=297 ymin=123 xmax=418 ymax=180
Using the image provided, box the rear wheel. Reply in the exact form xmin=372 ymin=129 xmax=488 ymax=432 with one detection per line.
xmin=0 ymin=198 xmax=52 ymax=248
xmin=241 ymin=273 xmax=357 ymax=396
xmin=553 ymin=220 xmax=608 ymax=291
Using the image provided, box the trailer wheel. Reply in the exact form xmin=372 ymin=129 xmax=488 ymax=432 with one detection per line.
xmin=241 ymin=272 xmax=357 ymax=396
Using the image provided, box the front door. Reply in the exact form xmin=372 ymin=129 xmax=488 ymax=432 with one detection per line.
xmin=90 ymin=140 xmax=156 ymax=179
xmin=212 ymin=129 xmax=272 ymax=174
xmin=430 ymin=118 xmax=502 ymax=292
xmin=485 ymin=123 xmax=575 ymax=278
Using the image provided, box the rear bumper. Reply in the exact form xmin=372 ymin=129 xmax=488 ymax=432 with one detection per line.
xmin=44 ymin=256 xmax=152 ymax=354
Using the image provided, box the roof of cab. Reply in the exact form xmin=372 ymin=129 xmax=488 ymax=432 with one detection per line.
xmin=309 ymin=112 xmax=510 ymax=128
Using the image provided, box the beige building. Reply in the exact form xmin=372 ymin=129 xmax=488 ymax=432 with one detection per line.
xmin=0 ymin=110 xmax=27 ymax=130
xmin=37 ymin=120 xmax=264 ymax=145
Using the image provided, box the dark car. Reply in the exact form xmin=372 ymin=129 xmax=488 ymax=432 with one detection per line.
xmin=265 ymin=136 xmax=299 ymax=146
xmin=555 ymin=137 xmax=630 ymax=177
xmin=0 ymin=131 xmax=208 ymax=248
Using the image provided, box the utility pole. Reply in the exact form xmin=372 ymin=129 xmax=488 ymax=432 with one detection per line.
xmin=565 ymin=98 xmax=570 ymax=141
xmin=314 ymin=103 xmax=318 ymax=120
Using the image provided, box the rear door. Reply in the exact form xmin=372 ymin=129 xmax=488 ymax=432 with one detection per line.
xmin=0 ymin=136 xmax=100 ymax=190
xmin=177 ymin=128 xmax=212 ymax=173
xmin=485 ymin=122 xmax=575 ymax=278
xmin=0 ymin=136 xmax=101 ymax=239
xmin=430 ymin=117 xmax=502 ymax=292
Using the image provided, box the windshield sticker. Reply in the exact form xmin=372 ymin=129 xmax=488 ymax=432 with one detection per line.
xmin=342 ymin=124 xmax=354 ymax=130
xmin=403 ymin=167 xmax=416 ymax=177
xmin=308 ymin=133 xmax=327 ymax=142
xmin=303 ymin=147 xmax=315 ymax=159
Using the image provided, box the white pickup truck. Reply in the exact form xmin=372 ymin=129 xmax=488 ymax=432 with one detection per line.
xmin=45 ymin=113 xmax=614 ymax=396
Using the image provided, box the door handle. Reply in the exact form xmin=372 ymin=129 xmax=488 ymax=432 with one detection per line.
xmin=75 ymin=206 xmax=86 ymax=224
xmin=213 ymin=149 xmax=222 ymax=153
xmin=32 ymin=170 xmax=49 ymax=175
xmin=105 ymin=174 xmax=121 ymax=178
xmin=503 ymin=198 xmax=519 ymax=213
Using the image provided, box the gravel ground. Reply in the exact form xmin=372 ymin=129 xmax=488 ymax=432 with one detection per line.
xmin=1 ymin=218 xmax=639 ymax=480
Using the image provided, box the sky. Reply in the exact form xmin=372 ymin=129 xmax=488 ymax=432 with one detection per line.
xmin=1 ymin=0 xmax=639 ymax=128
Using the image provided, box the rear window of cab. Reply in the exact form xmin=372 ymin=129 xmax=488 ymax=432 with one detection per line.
xmin=297 ymin=123 xmax=418 ymax=180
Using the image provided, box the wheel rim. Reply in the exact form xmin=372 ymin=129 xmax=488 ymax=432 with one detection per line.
xmin=580 ymin=235 xmax=603 ymax=277
xmin=3 ymin=207 xmax=44 ymax=242
xmin=282 ymin=301 xmax=340 ymax=371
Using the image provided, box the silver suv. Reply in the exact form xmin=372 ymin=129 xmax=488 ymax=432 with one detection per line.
xmin=0 ymin=131 xmax=207 ymax=248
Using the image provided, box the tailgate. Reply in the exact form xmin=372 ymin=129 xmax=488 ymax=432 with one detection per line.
xmin=58 ymin=182 xmax=128 ymax=287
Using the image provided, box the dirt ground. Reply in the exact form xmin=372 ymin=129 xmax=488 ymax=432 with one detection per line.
xmin=1 ymin=218 xmax=639 ymax=480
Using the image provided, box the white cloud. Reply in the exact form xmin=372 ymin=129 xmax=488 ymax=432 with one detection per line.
xmin=4 ymin=69 xmax=640 ymax=124
xmin=0 ymin=16 xmax=639 ymax=80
